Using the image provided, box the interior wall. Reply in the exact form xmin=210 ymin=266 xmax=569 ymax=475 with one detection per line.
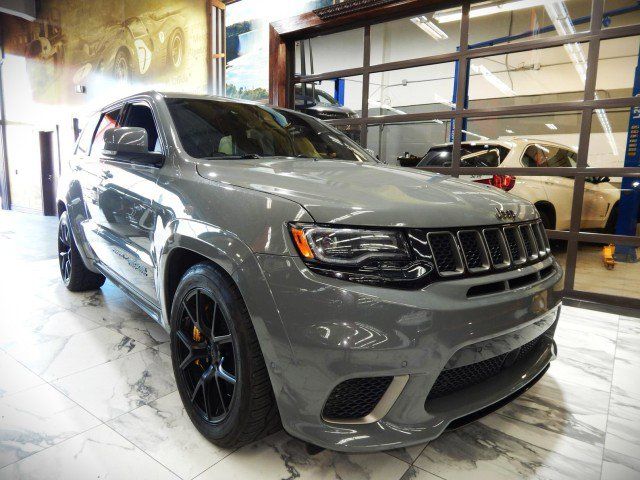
xmin=0 ymin=0 xmax=208 ymax=212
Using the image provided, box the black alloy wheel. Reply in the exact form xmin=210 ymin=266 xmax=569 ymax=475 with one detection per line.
xmin=57 ymin=211 xmax=106 ymax=291
xmin=175 ymin=287 xmax=238 ymax=424
xmin=58 ymin=217 xmax=72 ymax=285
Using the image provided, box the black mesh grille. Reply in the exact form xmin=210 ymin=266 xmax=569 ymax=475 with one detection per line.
xmin=458 ymin=231 xmax=484 ymax=270
xmin=504 ymin=227 xmax=522 ymax=262
xmin=484 ymin=229 xmax=506 ymax=266
xmin=426 ymin=326 xmax=552 ymax=401
xmin=520 ymin=226 xmax=536 ymax=258
xmin=323 ymin=377 xmax=393 ymax=420
xmin=428 ymin=233 xmax=459 ymax=272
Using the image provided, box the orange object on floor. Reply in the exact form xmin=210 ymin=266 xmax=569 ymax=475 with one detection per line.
xmin=602 ymin=244 xmax=615 ymax=270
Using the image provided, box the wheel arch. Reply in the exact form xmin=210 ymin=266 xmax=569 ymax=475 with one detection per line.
xmin=158 ymin=220 xmax=294 ymax=395
xmin=534 ymin=200 xmax=556 ymax=229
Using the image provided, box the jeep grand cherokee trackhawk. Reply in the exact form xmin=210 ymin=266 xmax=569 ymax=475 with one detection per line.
xmin=57 ymin=92 xmax=563 ymax=452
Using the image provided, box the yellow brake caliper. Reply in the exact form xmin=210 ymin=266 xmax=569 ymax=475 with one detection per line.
xmin=193 ymin=326 xmax=203 ymax=367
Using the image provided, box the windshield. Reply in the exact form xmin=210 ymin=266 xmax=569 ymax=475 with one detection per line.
xmin=419 ymin=144 xmax=510 ymax=167
xmin=166 ymin=98 xmax=375 ymax=162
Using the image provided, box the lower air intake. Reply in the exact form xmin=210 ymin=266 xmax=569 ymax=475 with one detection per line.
xmin=322 ymin=376 xmax=393 ymax=420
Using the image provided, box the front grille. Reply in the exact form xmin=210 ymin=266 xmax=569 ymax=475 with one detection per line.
xmin=427 ymin=232 xmax=462 ymax=274
xmin=426 ymin=325 xmax=552 ymax=401
xmin=483 ymin=228 xmax=509 ymax=268
xmin=408 ymin=219 xmax=551 ymax=280
xmin=322 ymin=376 xmax=393 ymax=420
xmin=458 ymin=231 xmax=488 ymax=271
xmin=504 ymin=226 xmax=525 ymax=263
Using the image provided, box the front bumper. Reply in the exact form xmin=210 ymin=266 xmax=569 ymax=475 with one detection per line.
xmin=256 ymin=253 xmax=563 ymax=452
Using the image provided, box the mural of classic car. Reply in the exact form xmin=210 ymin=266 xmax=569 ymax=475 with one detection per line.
xmin=73 ymin=7 xmax=187 ymax=85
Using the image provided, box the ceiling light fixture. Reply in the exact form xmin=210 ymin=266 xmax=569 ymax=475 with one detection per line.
xmin=462 ymin=129 xmax=489 ymax=140
xmin=544 ymin=1 xmax=619 ymax=156
xmin=505 ymin=129 xmax=514 ymax=134
xmin=433 ymin=0 xmax=546 ymax=24
xmin=434 ymin=93 xmax=455 ymax=108
xmin=470 ymin=63 xmax=516 ymax=96
xmin=410 ymin=16 xmax=449 ymax=40
xmin=545 ymin=123 xmax=558 ymax=130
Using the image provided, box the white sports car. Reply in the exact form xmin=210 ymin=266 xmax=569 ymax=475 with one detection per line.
xmin=419 ymin=137 xmax=620 ymax=231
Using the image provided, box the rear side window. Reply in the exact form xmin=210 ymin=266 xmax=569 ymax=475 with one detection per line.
xmin=90 ymin=108 xmax=121 ymax=157
xmin=75 ymin=113 xmax=100 ymax=155
xmin=522 ymin=144 xmax=577 ymax=167
xmin=419 ymin=144 xmax=510 ymax=167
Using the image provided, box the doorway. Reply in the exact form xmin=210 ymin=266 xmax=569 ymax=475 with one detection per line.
xmin=39 ymin=131 xmax=56 ymax=216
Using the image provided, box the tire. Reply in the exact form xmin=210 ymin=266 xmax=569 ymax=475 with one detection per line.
xmin=58 ymin=211 xmax=106 ymax=292
xmin=167 ymin=28 xmax=184 ymax=69
xmin=113 ymin=48 xmax=132 ymax=84
xmin=605 ymin=204 xmax=618 ymax=234
xmin=170 ymin=263 xmax=280 ymax=448
xmin=538 ymin=209 xmax=554 ymax=230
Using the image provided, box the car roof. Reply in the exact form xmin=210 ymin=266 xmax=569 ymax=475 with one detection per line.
xmin=99 ymin=90 xmax=267 ymax=113
xmin=430 ymin=136 xmax=575 ymax=152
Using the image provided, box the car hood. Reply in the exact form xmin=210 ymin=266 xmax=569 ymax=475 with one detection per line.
xmin=196 ymin=158 xmax=538 ymax=228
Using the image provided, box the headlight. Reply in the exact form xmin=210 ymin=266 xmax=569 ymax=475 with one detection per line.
xmin=289 ymin=223 xmax=435 ymax=287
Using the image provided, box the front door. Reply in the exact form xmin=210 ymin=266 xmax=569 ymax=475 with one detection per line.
xmin=94 ymin=101 xmax=163 ymax=303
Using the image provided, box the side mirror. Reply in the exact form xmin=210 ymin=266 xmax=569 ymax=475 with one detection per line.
xmin=103 ymin=127 xmax=164 ymax=166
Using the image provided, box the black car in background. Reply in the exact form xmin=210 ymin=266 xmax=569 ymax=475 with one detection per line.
xmin=294 ymin=84 xmax=360 ymax=141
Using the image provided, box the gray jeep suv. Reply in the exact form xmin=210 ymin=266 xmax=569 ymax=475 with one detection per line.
xmin=57 ymin=91 xmax=562 ymax=452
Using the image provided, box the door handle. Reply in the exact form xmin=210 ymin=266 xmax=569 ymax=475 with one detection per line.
xmin=101 ymin=170 xmax=113 ymax=179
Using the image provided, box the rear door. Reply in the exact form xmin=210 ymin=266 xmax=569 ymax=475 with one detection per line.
xmin=94 ymin=101 xmax=163 ymax=303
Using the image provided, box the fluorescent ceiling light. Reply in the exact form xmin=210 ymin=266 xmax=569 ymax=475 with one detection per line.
xmin=544 ymin=1 xmax=618 ymax=155
xmin=470 ymin=63 xmax=515 ymax=96
xmin=545 ymin=123 xmax=558 ymax=130
xmin=434 ymin=93 xmax=455 ymax=108
xmin=505 ymin=129 xmax=514 ymax=134
xmin=410 ymin=16 xmax=448 ymax=40
xmin=462 ymin=129 xmax=489 ymax=140
xmin=434 ymin=0 xmax=546 ymax=24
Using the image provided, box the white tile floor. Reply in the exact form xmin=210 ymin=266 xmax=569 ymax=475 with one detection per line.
xmin=0 ymin=210 xmax=638 ymax=480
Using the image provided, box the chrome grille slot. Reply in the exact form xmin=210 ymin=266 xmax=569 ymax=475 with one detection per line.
xmin=457 ymin=230 xmax=490 ymax=272
xmin=503 ymin=226 xmax=526 ymax=264
xmin=519 ymin=225 xmax=539 ymax=261
xmin=427 ymin=232 xmax=464 ymax=276
xmin=482 ymin=228 xmax=511 ymax=269
xmin=534 ymin=222 xmax=551 ymax=254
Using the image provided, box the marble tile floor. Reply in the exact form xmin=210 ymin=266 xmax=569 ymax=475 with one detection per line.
xmin=0 ymin=209 xmax=638 ymax=479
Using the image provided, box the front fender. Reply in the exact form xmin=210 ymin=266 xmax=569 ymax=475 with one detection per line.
xmin=156 ymin=218 xmax=296 ymax=396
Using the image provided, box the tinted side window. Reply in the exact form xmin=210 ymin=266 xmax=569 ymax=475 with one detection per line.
xmin=122 ymin=104 xmax=161 ymax=152
xmin=90 ymin=108 xmax=121 ymax=157
xmin=523 ymin=144 xmax=576 ymax=167
xmin=75 ymin=113 xmax=100 ymax=155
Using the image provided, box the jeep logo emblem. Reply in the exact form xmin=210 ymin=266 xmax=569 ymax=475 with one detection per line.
xmin=495 ymin=207 xmax=516 ymax=221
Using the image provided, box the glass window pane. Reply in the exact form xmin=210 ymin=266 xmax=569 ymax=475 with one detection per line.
xmin=549 ymin=239 xmax=568 ymax=289
xmin=603 ymin=0 xmax=640 ymax=29
xmin=465 ymin=112 xmax=582 ymax=151
xmin=370 ymin=8 xmax=461 ymax=64
xmin=588 ymin=108 xmax=636 ymax=168
xmin=595 ymin=35 xmax=640 ymax=100
xmin=575 ymin=241 xmax=640 ymax=299
xmin=581 ymin=177 xmax=640 ymax=234
xmin=294 ymin=77 xmax=362 ymax=120
xmin=295 ymin=29 xmax=364 ymax=76
xmin=368 ymin=63 xmax=457 ymax=117
xmin=466 ymin=0 xmax=593 ymax=48
xmin=366 ymin=120 xmax=453 ymax=165
xmin=468 ymin=43 xmax=589 ymax=108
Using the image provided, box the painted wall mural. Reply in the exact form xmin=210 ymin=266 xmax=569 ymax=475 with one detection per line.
xmin=2 ymin=0 xmax=207 ymax=106
xmin=0 ymin=0 xmax=208 ymax=212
